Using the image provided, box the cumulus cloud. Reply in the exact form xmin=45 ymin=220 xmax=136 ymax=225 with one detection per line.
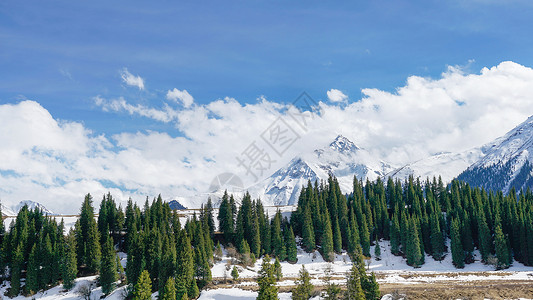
xmin=3 ymin=61 xmax=533 ymax=213
xmin=120 ymin=68 xmax=145 ymax=90
xmin=327 ymin=89 xmax=348 ymax=103
xmin=166 ymin=88 xmax=194 ymax=108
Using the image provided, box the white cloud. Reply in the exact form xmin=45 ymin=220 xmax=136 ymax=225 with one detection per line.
xmin=327 ymin=89 xmax=348 ymax=103
xmin=166 ymin=88 xmax=194 ymax=108
xmin=120 ymin=68 xmax=145 ymax=90
xmin=4 ymin=61 xmax=533 ymax=213
xmin=94 ymin=96 xmax=178 ymax=123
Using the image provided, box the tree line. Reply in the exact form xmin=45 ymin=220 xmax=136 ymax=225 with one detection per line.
xmin=2 ymin=174 xmax=530 ymax=299
xmin=291 ymin=175 xmax=533 ymax=270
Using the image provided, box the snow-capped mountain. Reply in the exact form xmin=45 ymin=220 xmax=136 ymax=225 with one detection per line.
xmin=457 ymin=115 xmax=533 ymax=193
xmin=1 ymin=202 xmax=16 ymax=216
xmin=248 ymin=135 xmax=395 ymax=206
xmin=387 ymin=148 xmax=486 ymax=183
xmin=1 ymin=200 xmax=55 ymax=216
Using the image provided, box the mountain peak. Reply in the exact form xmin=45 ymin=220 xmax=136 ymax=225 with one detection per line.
xmin=329 ymin=135 xmax=359 ymax=153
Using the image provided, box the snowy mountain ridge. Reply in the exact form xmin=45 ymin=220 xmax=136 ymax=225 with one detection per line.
xmin=1 ymin=200 xmax=54 ymax=216
xmin=386 ymin=148 xmax=486 ymax=183
xmin=244 ymin=135 xmax=395 ymax=206
xmin=457 ymin=115 xmax=533 ymax=193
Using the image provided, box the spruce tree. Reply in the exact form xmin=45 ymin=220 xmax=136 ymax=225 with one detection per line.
xmin=76 ymin=193 xmax=101 ymax=273
xmin=430 ymin=212 xmax=445 ymax=261
xmin=406 ymin=217 xmax=423 ymax=267
xmin=366 ymin=272 xmax=381 ymax=300
xmin=133 ymin=270 xmax=152 ymax=300
xmin=257 ymin=255 xmax=278 ymax=300
xmin=176 ymin=233 xmax=195 ymax=298
xmin=360 ymin=216 xmax=371 ymax=257
xmin=301 ymin=208 xmax=315 ymax=252
xmin=161 ymin=277 xmax=177 ymax=300
xmin=99 ymin=237 xmax=118 ymax=295
xmin=331 ymin=216 xmax=341 ymax=253
xmin=345 ymin=262 xmax=364 ymax=300
xmin=231 ymin=266 xmax=239 ymax=281
xmin=374 ymin=238 xmax=381 ymax=261
xmin=478 ymin=213 xmax=492 ymax=262
xmin=451 ymin=218 xmax=465 ymax=268
xmin=495 ymin=224 xmax=511 ymax=269
xmin=63 ymin=230 xmax=78 ymax=290
xmin=390 ymin=213 xmax=400 ymax=255
xmin=274 ymin=257 xmax=283 ymax=281
xmin=26 ymin=243 xmax=40 ymax=294
xmin=10 ymin=244 xmax=23 ymax=297
xmin=286 ymin=227 xmax=298 ymax=263
xmin=321 ymin=212 xmax=335 ymax=262
xmin=175 ymin=274 xmax=188 ymax=300
xmin=292 ymin=265 xmax=313 ymax=300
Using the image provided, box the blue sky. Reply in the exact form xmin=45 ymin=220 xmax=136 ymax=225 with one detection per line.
xmin=2 ymin=1 xmax=533 ymax=134
xmin=3 ymin=0 xmax=533 ymax=212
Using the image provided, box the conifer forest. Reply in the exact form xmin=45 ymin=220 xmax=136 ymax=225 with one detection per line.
xmin=1 ymin=175 xmax=533 ymax=299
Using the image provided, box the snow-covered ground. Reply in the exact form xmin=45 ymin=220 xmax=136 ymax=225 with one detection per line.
xmin=211 ymin=239 xmax=533 ymax=287
xmin=0 ymin=276 xmax=133 ymax=300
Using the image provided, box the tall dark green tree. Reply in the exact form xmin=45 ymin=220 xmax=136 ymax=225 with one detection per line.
xmin=63 ymin=230 xmax=78 ymax=290
xmin=451 ymin=218 xmax=465 ymax=268
xmin=10 ymin=244 xmax=23 ymax=297
xmin=99 ymin=236 xmax=118 ymax=295
xmin=286 ymin=226 xmax=298 ymax=263
xmin=75 ymin=193 xmax=101 ymax=273
xmin=406 ymin=217 xmax=423 ymax=267
xmin=26 ymin=243 xmax=40 ymax=294
xmin=257 ymin=255 xmax=278 ymax=300
xmin=292 ymin=265 xmax=313 ymax=300
xmin=495 ymin=224 xmax=511 ymax=269
xmin=321 ymin=212 xmax=335 ymax=262
xmin=133 ymin=270 xmax=152 ymax=300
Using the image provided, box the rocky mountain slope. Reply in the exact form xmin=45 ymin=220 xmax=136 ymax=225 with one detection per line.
xmin=457 ymin=115 xmax=533 ymax=193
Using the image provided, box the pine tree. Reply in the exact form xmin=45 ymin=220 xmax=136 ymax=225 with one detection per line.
xmin=63 ymin=230 xmax=79 ymax=290
xmin=76 ymin=193 xmax=101 ymax=274
xmin=390 ymin=213 xmax=400 ymax=255
xmin=292 ymin=265 xmax=313 ymax=300
xmin=451 ymin=218 xmax=465 ymax=268
xmin=274 ymin=257 xmax=283 ymax=281
xmin=133 ymin=270 xmax=152 ymax=300
xmin=257 ymin=255 xmax=278 ymax=300
xmin=231 ymin=266 xmax=239 ymax=281
xmin=406 ymin=217 xmax=423 ymax=267
xmin=360 ymin=216 xmax=371 ymax=257
xmin=301 ymin=208 xmax=315 ymax=252
xmin=366 ymin=272 xmax=381 ymax=300
xmin=271 ymin=212 xmax=285 ymax=259
xmin=126 ymin=232 xmax=145 ymax=287
xmin=9 ymin=244 xmax=23 ymax=297
xmin=286 ymin=227 xmax=298 ymax=263
xmin=217 ymin=191 xmax=233 ymax=243
xmin=161 ymin=277 xmax=177 ymax=300
xmin=345 ymin=262 xmax=365 ymax=300
xmin=26 ymin=243 xmax=40 ymax=294
xmin=374 ymin=238 xmax=381 ymax=261
xmin=176 ymin=233 xmax=196 ymax=298
xmin=321 ymin=212 xmax=335 ymax=262
xmin=175 ymin=274 xmax=189 ymax=300
xmin=430 ymin=212 xmax=445 ymax=261
xmin=333 ymin=217 xmax=342 ymax=253
xmin=205 ymin=197 xmax=216 ymax=237
xmin=495 ymin=224 xmax=511 ymax=269
xmin=99 ymin=237 xmax=118 ymax=295
xmin=478 ymin=212 xmax=492 ymax=262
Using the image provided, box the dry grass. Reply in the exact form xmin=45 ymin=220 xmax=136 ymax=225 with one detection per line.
xmin=380 ymin=280 xmax=533 ymax=300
